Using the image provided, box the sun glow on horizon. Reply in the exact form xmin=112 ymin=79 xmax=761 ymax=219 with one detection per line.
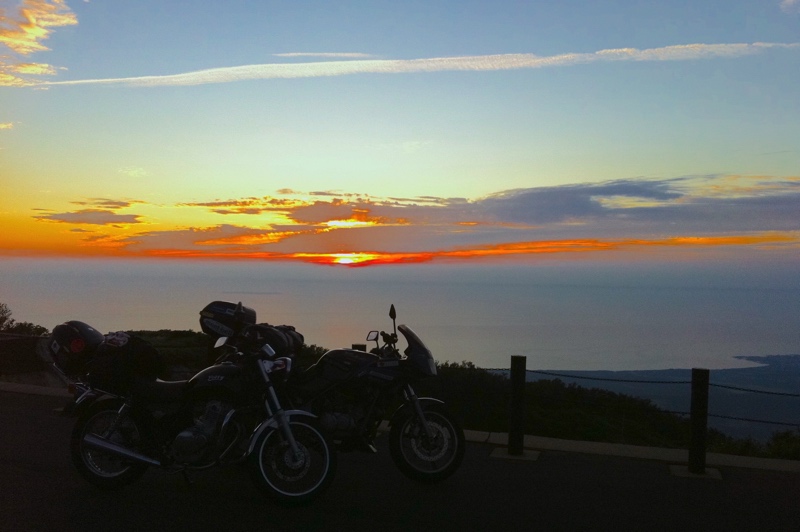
xmin=332 ymin=252 xmax=379 ymax=264
xmin=292 ymin=252 xmax=387 ymax=266
xmin=324 ymin=219 xmax=376 ymax=229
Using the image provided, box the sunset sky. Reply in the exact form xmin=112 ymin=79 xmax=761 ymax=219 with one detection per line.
xmin=1 ymin=0 xmax=799 ymax=267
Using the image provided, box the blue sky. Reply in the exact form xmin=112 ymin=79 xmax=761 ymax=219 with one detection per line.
xmin=0 ymin=0 xmax=798 ymax=266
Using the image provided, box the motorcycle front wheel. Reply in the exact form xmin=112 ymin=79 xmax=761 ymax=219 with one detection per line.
xmin=389 ymin=402 xmax=465 ymax=483
xmin=70 ymin=400 xmax=148 ymax=489
xmin=249 ymin=419 xmax=336 ymax=505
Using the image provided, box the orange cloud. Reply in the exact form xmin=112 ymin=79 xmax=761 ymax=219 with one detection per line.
xmin=438 ymin=234 xmax=797 ymax=262
xmin=34 ymin=209 xmax=143 ymax=226
xmin=320 ymin=233 xmax=796 ymax=266
xmin=0 ymin=0 xmax=77 ymax=54
xmin=12 ymin=61 xmax=56 ymax=74
xmin=197 ymin=230 xmax=305 ymax=247
xmin=97 ymin=231 xmax=797 ymax=267
xmin=183 ymin=196 xmax=307 ymax=215
xmin=0 ymin=0 xmax=77 ymax=85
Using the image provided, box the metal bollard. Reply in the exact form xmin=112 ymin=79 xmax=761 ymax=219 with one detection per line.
xmin=508 ymin=356 xmax=526 ymax=456
xmin=689 ymin=368 xmax=710 ymax=474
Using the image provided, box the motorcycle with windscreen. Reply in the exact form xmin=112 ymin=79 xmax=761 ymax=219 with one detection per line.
xmin=273 ymin=304 xmax=465 ymax=483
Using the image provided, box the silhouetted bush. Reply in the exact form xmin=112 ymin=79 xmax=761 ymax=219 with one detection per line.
xmin=765 ymin=430 xmax=800 ymax=460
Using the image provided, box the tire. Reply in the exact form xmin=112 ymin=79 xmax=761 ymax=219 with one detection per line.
xmin=389 ymin=402 xmax=465 ymax=483
xmin=249 ymin=419 xmax=336 ymax=505
xmin=70 ymin=400 xmax=148 ymax=489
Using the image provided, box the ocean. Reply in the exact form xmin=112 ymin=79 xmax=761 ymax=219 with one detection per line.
xmin=1 ymin=257 xmax=798 ymax=372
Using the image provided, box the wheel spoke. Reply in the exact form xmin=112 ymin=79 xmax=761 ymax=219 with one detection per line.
xmin=389 ymin=404 xmax=465 ymax=483
xmin=250 ymin=421 xmax=335 ymax=503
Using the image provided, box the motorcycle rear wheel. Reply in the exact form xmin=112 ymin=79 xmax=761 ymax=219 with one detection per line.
xmin=249 ymin=419 xmax=336 ymax=505
xmin=70 ymin=400 xmax=148 ymax=489
xmin=389 ymin=402 xmax=465 ymax=483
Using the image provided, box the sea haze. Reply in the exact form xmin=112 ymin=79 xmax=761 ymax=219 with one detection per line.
xmin=1 ymin=257 xmax=798 ymax=372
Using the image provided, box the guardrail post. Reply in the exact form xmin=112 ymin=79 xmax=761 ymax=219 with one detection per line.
xmin=508 ymin=356 xmax=526 ymax=456
xmin=689 ymin=368 xmax=710 ymax=474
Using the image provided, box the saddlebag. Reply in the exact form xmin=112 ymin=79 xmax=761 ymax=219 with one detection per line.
xmin=238 ymin=323 xmax=304 ymax=357
xmin=85 ymin=332 xmax=164 ymax=394
xmin=199 ymin=301 xmax=257 ymax=338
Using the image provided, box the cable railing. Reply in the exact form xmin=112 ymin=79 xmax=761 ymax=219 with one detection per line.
xmin=709 ymin=383 xmax=800 ymax=398
xmin=494 ymin=366 xmax=800 ymax=429
xmin=526 ymin=369 xmax=692 ymax=385
xmin=501 ymin=357 xmax=800 ymax=473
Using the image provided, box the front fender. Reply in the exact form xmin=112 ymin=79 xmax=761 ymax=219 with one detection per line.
xmin=246 ymin=410 xmax=319 ymax=455
xmin=388 ymin=397 xmax=445 ymax=427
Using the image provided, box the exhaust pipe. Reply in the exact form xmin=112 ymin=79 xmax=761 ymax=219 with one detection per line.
xmin=83 ymin=434 xmax=162 ymax=467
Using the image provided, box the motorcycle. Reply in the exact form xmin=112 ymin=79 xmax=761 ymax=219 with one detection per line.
xmin=49 ymin=304 xmax=336 ymax=505
xmin=282 ymin=304 xmax=465 ymax=483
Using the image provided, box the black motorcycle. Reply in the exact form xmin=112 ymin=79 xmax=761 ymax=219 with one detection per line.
xmin=283 ymin=304 xmax=465 ymax=483
xmin=49 ymin=304 xmax=336 ymax=505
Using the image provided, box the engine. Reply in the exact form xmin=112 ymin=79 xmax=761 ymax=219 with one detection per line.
xmin=319 ymin=406 xmax=365 ymax=436
xmin=170 ymin=400 xmax=232 ymax=464
xmin=316 ymin=384 xmax=379 ymax=443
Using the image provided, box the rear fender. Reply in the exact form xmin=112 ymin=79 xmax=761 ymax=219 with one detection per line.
xmin=62 ymin=385 xmax=118 ymax=417
xmin=246 ymin=410 xmax=319 ymax=455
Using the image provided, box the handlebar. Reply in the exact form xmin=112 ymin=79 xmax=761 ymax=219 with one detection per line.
xmin=214 ymin=336 xmax=281 ymax=365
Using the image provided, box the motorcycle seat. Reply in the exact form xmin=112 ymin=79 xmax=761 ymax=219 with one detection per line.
xmin=130 ymin=378 xmax=190 ymax=403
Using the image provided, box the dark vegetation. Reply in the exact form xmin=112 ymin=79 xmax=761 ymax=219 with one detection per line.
xmin=0 ymin=303 xmax=48 ymax=336
xmin=0 ymin=301 xmax=798 ymax=460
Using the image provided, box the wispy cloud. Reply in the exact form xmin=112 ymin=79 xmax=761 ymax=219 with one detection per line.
xmin=70 ymin=198 xmax=140 ymax=210
xmin=34 ymin=209 xmax=142 ymax=225
xmin=0 ymin=122 xmax=14 ymax=129
xmin=41 ymin=42 xmax=800 ymax=87
xmin=781 ymin=0 xmax=800 ymax=14
xmin=118 ymin=166 xmax=149 ymax=179
xmin=0 ymin=0 xmax=77 ymax=86
xmin=273 ymin=52 xmax=376 ymax=58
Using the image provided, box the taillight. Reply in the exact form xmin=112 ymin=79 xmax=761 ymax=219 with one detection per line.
xmin=70 ymin=338 xmax=86 ymax=353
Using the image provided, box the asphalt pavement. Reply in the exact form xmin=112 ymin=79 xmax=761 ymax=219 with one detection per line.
xmin=2 ymin=383 xmax=799 ymax=531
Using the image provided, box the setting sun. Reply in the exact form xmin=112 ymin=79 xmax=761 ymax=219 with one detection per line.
xmin=325 ymin=220 xmax=376 ymax=229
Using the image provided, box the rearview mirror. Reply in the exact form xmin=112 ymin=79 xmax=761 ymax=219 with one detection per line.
xmin=214 ymin=337 xmax=228 ymax=348
xmin=366 ymin=331 xmax=379 ymax=342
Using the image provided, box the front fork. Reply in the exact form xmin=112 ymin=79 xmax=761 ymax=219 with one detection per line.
xmin=258 ymin=359 xmax=303 ymax=461
xmin=405 ymin=384 xmax=437 ymax=440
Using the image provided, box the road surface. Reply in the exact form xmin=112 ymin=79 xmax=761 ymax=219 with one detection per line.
xmin=1 ymin=390 xmax=799 ymax=531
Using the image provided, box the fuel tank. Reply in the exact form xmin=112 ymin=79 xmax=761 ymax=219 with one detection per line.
xmin=187 ymin=362 xmax=246 ymax=399
xmin=316 ymin=349 xmax=380 ymax=379
xmin=296 ymin=348 xmax=399 ymax=396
